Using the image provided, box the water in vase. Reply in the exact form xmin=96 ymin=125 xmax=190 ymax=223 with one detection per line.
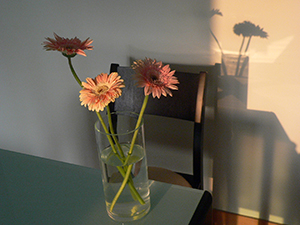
xmin=100 ymin=143 xmax=150 ymax=222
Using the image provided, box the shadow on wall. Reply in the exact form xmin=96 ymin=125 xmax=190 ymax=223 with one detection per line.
xmin=209 ymin=9 xmax=269 ymax=110
xmin=209 ymin=9 xmax=269 ymax=77
xmin=212 ymin=107 xmax=299 ymax=224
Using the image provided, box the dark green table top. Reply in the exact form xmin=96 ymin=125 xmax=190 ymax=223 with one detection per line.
xmin=0 ymin=149 xmax=211 ymax=225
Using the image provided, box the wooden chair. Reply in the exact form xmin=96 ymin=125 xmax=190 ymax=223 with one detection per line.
xmin=108 ymin=63 xmax=219 ymax=189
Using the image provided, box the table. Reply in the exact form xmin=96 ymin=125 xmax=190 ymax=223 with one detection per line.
xmin=0 ymin=149 xmax=212 ymax=225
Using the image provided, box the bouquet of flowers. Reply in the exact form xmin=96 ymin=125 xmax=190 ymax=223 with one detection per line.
xmin=43 ymin=33 xmax=179 ymax=212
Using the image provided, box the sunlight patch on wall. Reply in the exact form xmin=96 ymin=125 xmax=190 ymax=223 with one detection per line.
xmin=238 ymin=208 xmax=285 ymax=224
xmin=250 ymin=36 xmax=294 ymax=63
xmin=269 ymin=215 xmax=285 ymax=224
xmin=238 ymin=207 xmax=259 ymax=218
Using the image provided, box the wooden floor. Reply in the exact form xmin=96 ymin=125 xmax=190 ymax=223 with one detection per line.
xmin=211 ymin=209 xmax=283 ymax=225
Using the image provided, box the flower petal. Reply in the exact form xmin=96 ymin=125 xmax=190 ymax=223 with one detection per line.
xmin=43 ymin=33 xmax=93 ymax=57
xmin=132 ymin=58 xmax=179 ymax=98
xmin=79 ymin=73 xmax=124 ymax=111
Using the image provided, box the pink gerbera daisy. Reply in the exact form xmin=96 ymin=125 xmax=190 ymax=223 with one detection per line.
xmin=43 ymin=33 xmax=93 ymax=57
xmin=132 ymin=58 xmax=179 ymax=98
xmin=79 ymin=73 xmax=125 ymax=111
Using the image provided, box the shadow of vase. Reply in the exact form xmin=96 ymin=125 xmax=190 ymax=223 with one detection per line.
xmin=218 ymin=54 xmax=249 ymax=109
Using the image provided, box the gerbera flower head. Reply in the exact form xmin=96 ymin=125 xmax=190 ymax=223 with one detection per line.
xmin=79 ymin=73 xmax=124 ymax=112
xmin=132 ymin=58 xmax=179 ymax=98
xmin=43 ymin=33 xmax=93 ymax=57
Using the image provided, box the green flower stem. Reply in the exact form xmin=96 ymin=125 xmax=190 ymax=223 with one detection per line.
xmin=105 ymin=107 xmax=138 ymax=203
xmin=109 ymin=96 xmax=149 ymax=211
xmin=124 ymin=95 xmax=149 ymax=166
xmin=66 ymin=56 xmax=123 ymax=159
xmin=96 ymin=111 xmax=122 ymax=161
xmin=110 ymin=164 xmax=134 ymax=212
xmin=66 ymin=57 xmax=122 ymax=161
xmin=106 ymin=106 xmax=125 ymax=159
xmin=112 ymin=165 xmax=144 ymax=211
xmin=116 ymin=165 xmax=143 ymax=202
xmin=68 ymin=57 xmax=83 ymax=87
xmin=97 ymin=111 xmax=145 ymax=211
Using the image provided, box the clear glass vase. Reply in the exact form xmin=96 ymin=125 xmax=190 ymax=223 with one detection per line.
xmin=94 ymin=111 xmax=150 ymax=222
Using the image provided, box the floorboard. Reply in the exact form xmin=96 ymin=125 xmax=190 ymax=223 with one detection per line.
xmin=212 ymin=209 xmax=284 ymax=225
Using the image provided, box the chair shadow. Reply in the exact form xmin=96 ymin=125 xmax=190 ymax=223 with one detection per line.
xmin=213 ymin=108 xmax=299 ymax=224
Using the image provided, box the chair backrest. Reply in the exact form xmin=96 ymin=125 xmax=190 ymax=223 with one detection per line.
xmin=109 ymin=63 xmax=220 ymax=189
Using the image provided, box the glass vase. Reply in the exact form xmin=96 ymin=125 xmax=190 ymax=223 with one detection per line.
xmin=94 ymin=111 xmax=150 ymax=222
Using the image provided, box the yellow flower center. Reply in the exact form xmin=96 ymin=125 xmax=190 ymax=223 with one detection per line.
xmin=95 ymin=85 xmax=109 ymax=95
